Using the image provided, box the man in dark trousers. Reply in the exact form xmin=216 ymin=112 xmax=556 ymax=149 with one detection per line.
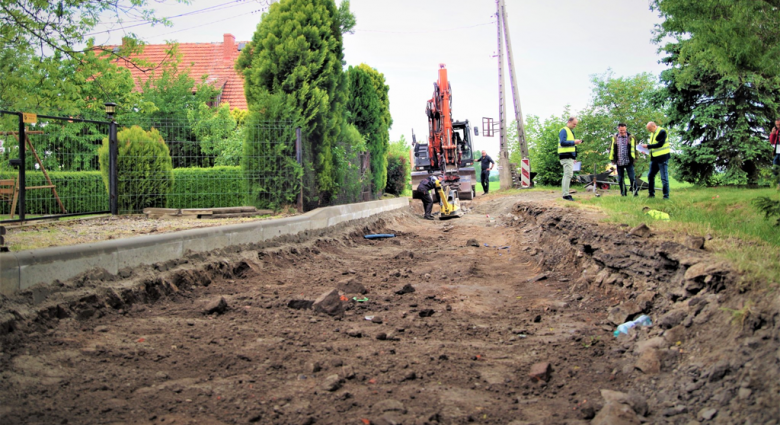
xmin=770 ymin=117 xmax=780 ymax=190
xmin=642 ymin=121 xmax=671 ymax=199
xmin=476 ymin=150 xmax=495 ymax=195
xmin=416 ymin=175 xmax=438 ymax=220
xmin=609 ymin=123 xmax=637 ymax=196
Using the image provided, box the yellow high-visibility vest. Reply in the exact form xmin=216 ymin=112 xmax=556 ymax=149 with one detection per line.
xmin=558 ymin=127 xmax=576 ymax=156
xmin=650 ymin=127 xmax=670 ymax=158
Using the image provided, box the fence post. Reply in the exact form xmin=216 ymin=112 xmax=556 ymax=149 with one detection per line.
xmin=108 ymin=114 xmax=118 ymax=215
xmin=17 ymin=112 xmax=26 ymax=221
xmin=295 ymin=127 xmax=303 ymax=213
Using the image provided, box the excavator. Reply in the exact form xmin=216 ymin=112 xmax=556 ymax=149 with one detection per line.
xmin=411 ymin=64 xmax=478 ymax=219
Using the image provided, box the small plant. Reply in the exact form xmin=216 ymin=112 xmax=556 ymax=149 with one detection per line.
xmin=720 ymin=301 xmax=753 ymax=326
xmin=582 ymin=335 xmax=600 ymax=348
xmin=752 ymin=196 xmax=780 ymax=226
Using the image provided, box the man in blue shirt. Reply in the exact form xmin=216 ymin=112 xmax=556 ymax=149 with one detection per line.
xmin=559 ymin=117 xmax=583 ymax=201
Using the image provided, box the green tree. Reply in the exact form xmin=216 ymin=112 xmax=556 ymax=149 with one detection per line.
xmin=385 ymin=136 xmax=411 ymax=196
xmin=237 ymin=0 xmax=354 ymax=201
xmin=98 ymin=125 xmax=174 ymax=213
xmin=346 ymin=64 xmax=390 ymax=195
xmin=651 ymin=0 xmax=780 ymax=185
xmin=576 ymin=70 xmax=667 ymax=178
xmin=526 ymin=114 xmax=567 ymax=186
xmin=188 ymin=103 xmax=244 ymax=167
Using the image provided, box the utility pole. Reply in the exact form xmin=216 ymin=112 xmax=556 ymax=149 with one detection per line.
xmin=495 ymin=0 xmax=530 ymax=189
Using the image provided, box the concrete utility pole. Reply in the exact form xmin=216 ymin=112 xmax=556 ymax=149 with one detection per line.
xmin=496 ymin=0 xmax=511 ymax=190
xmin=496 ymin=0 xmax=529 ymax=189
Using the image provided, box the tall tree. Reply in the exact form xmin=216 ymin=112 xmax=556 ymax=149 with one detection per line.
xmin=237 ymin=0 xmax=354 ymax=200
xmin=346 ymin=64 xmax=391 ymax=195
xmin=652 ymin=0 xmax=780 ymax=185
xmin=576 ymin=71 xmax=666 ymax=178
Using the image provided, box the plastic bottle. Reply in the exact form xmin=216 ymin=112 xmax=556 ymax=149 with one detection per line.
xmin=613 ymin=315 xmax=652 ymax=337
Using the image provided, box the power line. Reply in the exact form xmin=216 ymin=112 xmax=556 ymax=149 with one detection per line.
xmin=356 ymin=21 xmax=495 ymax=34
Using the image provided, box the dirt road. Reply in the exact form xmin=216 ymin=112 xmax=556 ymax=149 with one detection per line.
xmin=1 ymin=192 xmax=778 ymax=425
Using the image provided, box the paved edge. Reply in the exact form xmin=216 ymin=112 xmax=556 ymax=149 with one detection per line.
xmin=0 ymin=198 xmax=410 ymax=295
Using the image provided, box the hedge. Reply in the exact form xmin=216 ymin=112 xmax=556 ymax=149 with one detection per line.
xmin=167 ymin=166 xmax=246 ymax=209
xmin=0 ymin=171 xmax=107 ymax=216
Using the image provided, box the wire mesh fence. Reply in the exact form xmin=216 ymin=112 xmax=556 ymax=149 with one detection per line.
xmin=0 ymin=112 xmax=110 ymax=221
xmin=116 ymin=118 xmax=300 ymax=214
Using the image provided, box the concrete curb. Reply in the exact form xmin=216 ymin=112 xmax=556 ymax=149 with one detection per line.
xmin=0 ymin=197 xmax=409 ymax=295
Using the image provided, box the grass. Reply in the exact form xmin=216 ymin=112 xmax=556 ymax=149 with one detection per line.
xmin=575 ymin=182 xmax=780 ymax=287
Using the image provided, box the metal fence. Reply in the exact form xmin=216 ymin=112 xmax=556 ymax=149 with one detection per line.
xmin=0 ymin=111 xmax=111 ymax=222
xmin=1 ymin=108 xmax=372 ymax=221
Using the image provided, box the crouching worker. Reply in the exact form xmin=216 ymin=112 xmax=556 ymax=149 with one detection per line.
xmin=414 ymin=175 xmax=438 ymax=220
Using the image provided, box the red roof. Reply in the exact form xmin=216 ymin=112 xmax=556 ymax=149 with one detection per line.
xmin=107 ymin=34 xmax=248 ymax=110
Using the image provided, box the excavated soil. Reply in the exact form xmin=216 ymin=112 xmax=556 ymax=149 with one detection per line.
xmin=0 ymin=192 xmax=779 ymax=425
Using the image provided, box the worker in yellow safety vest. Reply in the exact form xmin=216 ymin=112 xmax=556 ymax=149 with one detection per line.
xmin=558 ymin=117 xmax=583 ymax=201
xmin=641 ymin=122 xmax=671 ymax=199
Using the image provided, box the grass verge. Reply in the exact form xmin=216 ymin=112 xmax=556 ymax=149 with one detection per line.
xmin=576 ymin=185 xmax=780 ymax=288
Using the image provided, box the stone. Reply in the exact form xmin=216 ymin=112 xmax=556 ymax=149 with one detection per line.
xmin=636 ymin=291 xmax=656 ymax=312
xmin=312 ymin=289 xmax=343 ymax=317
xmin=635 ymin=349 xmax=661 ymax=374
xmin=374 ymin=399 xmax=407 ymax=414
xmin=628 ymin=223 xmax=651 ymax=238
xmin=659 ymin=309 xmax=688 ymax=329
xmin=395 ymin=284 xmax=415 ymax=295
xmin=528 ymin=362 xmax=552 ymax=382
xmin=204 ymin=297 xmax=228 ymax=315
xmin=663 ymin=325 xmax=687 ymax=345
xmin=738 ymin=388 xmax=752 ymax=399
xmin=591 ymin=402 xmax=641 ymax=425
xmin=306 ymin=361 xmax=322 ymax=373
xmin=346 ymin=329 xmax=362 ymax=338
xmin=635 ymin=337 xmax=665 ymax=355
xmin=527 ymin=273 xmax=548 ymax=283
xmin=707 ymin=361 xmax=729 ymax=382
xmin=684 ymin=236 xmax=706 ymax=250
xmin=600 ymin=389 xmax=649 ymax=417
xmin=608 ymin=301 xmax=642 ymax=325
xmin=371 ymin=316 xmax=383 ymax=324
xmin=322 ymin=374 xmax=342 ymax=392
xmin=287 ymin=299 xmax=313 ymax=310
xmin=698 ymin=407 xmax=718 ymax=421
xmin=402 ymin=371 xmax=417 ymax=381
xmin=466 ymin=239 xmax=480 ymax=247
xmin=94 ymin=325 xmax=109 ymax=333
xmin=337 ymin=278 xmax=367 ymax=295
xmin=418 ymin=309 xmax=435 ymax=318
xmin=661 ymin=405 xmax=689 ymax=417
xmin=376 ymin=332 xmax=387 ymax=340
xmin=533 ymin=315 xmax=542 ymax=323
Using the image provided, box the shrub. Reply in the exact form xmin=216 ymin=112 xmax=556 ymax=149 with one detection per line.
xmin=99 ymin=125 xmax=174 ymax=213
xmin=385 ymin=137 xmax=411 ymax=196
xmin=0 ymin=171 xmax=107 ymax=215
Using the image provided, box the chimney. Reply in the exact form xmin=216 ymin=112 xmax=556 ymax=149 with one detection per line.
xmin=223 ymin=33 xmax=236 ymax=64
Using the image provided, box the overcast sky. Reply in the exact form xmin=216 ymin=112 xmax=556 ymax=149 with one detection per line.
xmin=96 ymin=0 xmax=667 ymax=157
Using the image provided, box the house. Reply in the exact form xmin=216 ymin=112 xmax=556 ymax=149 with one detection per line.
xmin=109 ymin=34 xmax=248 ymax=110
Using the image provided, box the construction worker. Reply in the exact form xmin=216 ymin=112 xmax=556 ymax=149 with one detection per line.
xmin=476 ymin=150 xmax=495 ymax=195
xmin=642 ymin=122 xmax=671 ymax=199
xmin=770 ymin=117 xmax=780 ymax=190
xmin=559 ymin=117 xmax=583 ymax=201
xmin=609 ymin=123 xmax=637 ymax=196
xmin=415 ymin=175 xmax=438 ymax=220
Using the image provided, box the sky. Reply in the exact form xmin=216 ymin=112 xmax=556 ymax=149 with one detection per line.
xmin=94 ymin=0 xmax=668 ymax=158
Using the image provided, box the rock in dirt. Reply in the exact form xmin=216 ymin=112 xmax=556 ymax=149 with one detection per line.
xmin=533 ymin=315 xmax=542 ymax=323
xmin=628 ymin=223 xmax=651 ymax=238
xmin=418 ymin=309 xmax=435 ymax=318
xmin=528 ymin=362 xmax=552 ymax=382
xmin=287 ymin=299 xmax=314 ymax=310
xmin=608 ymin=301 xmax=641 ymax=325
xmin=337 ymin=278 xmax=367 ymax=295
xmin=527 ymin=273 xmax=548 ymax=283
xmin=93 ymin=325 xmax=110 ymax=333
xmin=635 ymin=348 xmax=661 ymax=374
xmin=395 ymin=284 xmax=416 ymax=295
xmin=322 ymin=374 xmax=343 ymax=392
xmin=376 ymin=332 xmax=388 ymax=340
xmin=683 ymin=261 xmax=731 ymax=292
xmin=312 ymin=289 xmax=344 ymax=317
xmin=698 ymin=407 xmax=718 ymax=421
xmin=466 ymin=239 xmax=480 ymax=247
xmin=204 ymin=297 xmax=228 ymax=315
xmin=374 ymin=399 xmax=407 ymax=414
xmin=684 ymin=236 xmax=706 ymax=250
xmin=346 ymin=328 xmax=362 ymax=338
xmin=659 ymin=308 xmax=688 ymax=329
xmin=591 ymin=402 xmax=641 ymax=425
xmin=635 ymin=337 xmax=665 ymax=355
xmin=636 ymin=291 xmax=656 ymax=312
xmin=600 ymin=389 xmax=649 ymax=416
